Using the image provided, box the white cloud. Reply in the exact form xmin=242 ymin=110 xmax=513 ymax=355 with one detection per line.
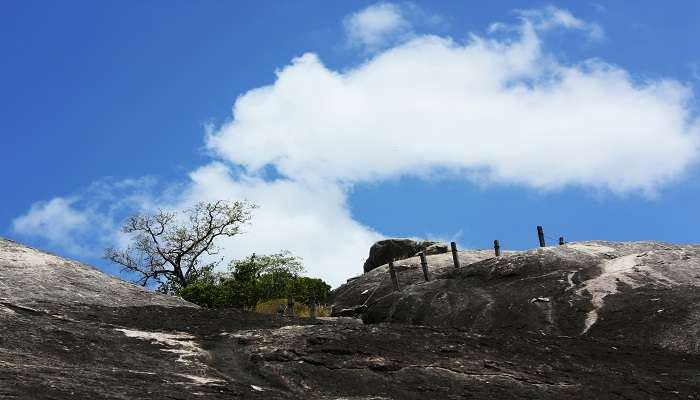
xmin=11 ymin=177 xmax=159 ymax=258
xmin=344 ymin=2 xmax=411 ymax=52
xmin=12 ymin=197 xmax=92 ymax=255
xmin=515 ymin=5 xmax=605 ymax=40
xmin=208 ymin=18 xmax=697 ymax=194
xmin=11 ymin=6 xmax=700 ymax=288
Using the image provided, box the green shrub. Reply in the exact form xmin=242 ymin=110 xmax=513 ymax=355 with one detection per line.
xmin=292 ymin=276 xmax=331 ymax=303
xmin=179 ymin=251 xmax=332 ymax=311
xmin=180 ymin=282 xmax=228 ymax=308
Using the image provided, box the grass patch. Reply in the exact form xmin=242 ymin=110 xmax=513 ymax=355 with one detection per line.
xmin=255 ymin=298 xmax=330 ymax=318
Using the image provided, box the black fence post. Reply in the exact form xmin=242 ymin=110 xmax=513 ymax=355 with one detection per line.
xmin=537 ymin=226 xmax=546 ymax=247
xmin=388 ymin=261 xmax=400 ymax=291
xmin=494 ymin=240 xmax=501 ymax=257
xmin=559 ymin=236 xmax=565 ymax=246
xmin=450 ymin=241 xmax=461 ymax=269
xmin=419 ymin=252 xmax=429 ymax=281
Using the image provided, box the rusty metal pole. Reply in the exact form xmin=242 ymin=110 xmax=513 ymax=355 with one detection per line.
xmin=537 ymin=226 xmax=546 ymax=247
xmin=450 ymin=242 xmax=461 ymax=269
xmin=388 ymin=262 xmax=400 ymax=291
xmin=494 ymin=240 xmax=501 ymax=257
xmin=419 ymin=252 xmax=429 ymax=281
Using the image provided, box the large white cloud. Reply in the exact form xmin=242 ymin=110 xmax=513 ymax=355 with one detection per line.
xmin=208 ymin=14 xmax=698 ymax=193
xmin=11 ymin=4 xmax=700 ymax=287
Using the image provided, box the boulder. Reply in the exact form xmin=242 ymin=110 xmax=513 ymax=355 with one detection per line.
xmin=363 ymin=238 xmax=447 ymax=273
xmin=419 ymin=242 xmax=449 ymax=256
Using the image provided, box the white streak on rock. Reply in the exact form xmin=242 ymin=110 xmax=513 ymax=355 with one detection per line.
xmin=115 ymin=328 xmax=204 ymax=364
xmin=565 ymin=272 xmax=576 ymax=292
xmin=175 ymin=374 xmax=224 ymax=385
xmin=576 ymin=254 xmax=678 ymax=334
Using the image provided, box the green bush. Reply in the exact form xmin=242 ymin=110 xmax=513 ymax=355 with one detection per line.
xmin=180 ymin=282 xmax=228 ymax=308
xmin=287 ymin=276 xmax=331 ymax=305
xmin=179 ymin=250 xmax=331 ymax=311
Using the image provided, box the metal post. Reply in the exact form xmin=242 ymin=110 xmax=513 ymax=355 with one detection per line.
xmin=494 ymin=240 xmax=501 ymax=257
xmin=388 ymin=261 xmax=400 ymax=291
xmin=559 ymin=236 xmax=565 ymax=246
xmin=537 ymin=226 xmax=546 ymax=247
xmin=450 ymin=241 xmax=461 ymax=269
xmin=419 ymin=251 xmax=429 ymax=281
xmin=287 ymin=294 xmax=294 ymax=317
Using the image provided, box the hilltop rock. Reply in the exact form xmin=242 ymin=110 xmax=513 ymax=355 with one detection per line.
xmin=362 ymin=238 xmax=447 ymax=273
xmin=0 ymin=238 xmax=192 ymax=310
xmin=334 ymin=248 xmax=512 ymax=316
xmin=333 ymin=241 xmax=700 ymax=354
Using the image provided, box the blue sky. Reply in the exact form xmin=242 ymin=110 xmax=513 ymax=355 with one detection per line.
xmin=2 ymin=1 xmax=699 ymax=287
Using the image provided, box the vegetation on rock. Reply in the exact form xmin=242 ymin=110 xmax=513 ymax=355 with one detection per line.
xmin=181 ymin=251 xmax=331 ymax=310
xmin=105 ymin=200 xmax=256 ymax=294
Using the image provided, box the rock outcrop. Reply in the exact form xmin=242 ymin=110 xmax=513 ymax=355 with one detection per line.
xmin=2 ymin=237 xmax=700 ymax=399
xmin=334 ymin=248 xmax=513 ymax=316
xmin=0 ymin=238 xmax=191 ymax=309
xmin=332 ymin=241 xmax=700 ymax=354
xmin=362 ymin=238 xmax=447 ymax=273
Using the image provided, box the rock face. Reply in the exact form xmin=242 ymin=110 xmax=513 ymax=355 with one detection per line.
xmin=334 ymin=248 xmax=512 ymax=316
xmin=0 ymin=238 xmax=191 ymax=308
xmin=333 ymin=241 xmax=700 ymax=354
xmin=2 ymin=237 xmax=700 ymax=399
xmin=362 ymin=238 xmax=447 ymax=273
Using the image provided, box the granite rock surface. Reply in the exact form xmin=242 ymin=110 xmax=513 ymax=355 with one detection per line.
xmin=2 ymin=238 xmax=700 ymax=399
xmin=332 ymin=241 xmax=700 ymax=354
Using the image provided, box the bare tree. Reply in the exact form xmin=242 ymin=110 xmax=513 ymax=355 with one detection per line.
xmin=105 ymin=200 xmax=256 ymax=294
